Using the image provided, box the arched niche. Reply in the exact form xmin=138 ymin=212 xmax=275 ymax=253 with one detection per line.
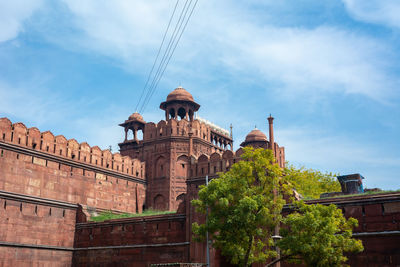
xmin=176 ymin=155 xmax=189 ymax=178
xmin=176 ymin=193 xmax=186 ymax=212
xmin=210 ymin=152 xmax=222 ymax=162
xmin=155 ymin=156 xmax=166 ymax=178
xmin=154 ymin=194 xmax=166 ymax=210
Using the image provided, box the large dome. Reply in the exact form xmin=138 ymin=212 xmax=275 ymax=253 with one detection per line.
xmin=244 ymin=128 xmax=268 ymax=143
xmin=166 ymin=86 xmax=195 ymax=102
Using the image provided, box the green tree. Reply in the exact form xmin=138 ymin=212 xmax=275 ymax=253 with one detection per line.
xmin=284 ymin=164 xmax=341 ymax=199
xmin=192 ymin=147 xmax=363 ymax=267
xmin=192 ymin=147 xmax=291 ymax=267
xmin=273 ymin=202 xmax=364 ymax=267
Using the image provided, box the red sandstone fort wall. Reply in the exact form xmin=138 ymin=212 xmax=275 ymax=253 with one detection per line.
xmin=73 ymin=213 xmax=189 ymax=267
xmin=0 ymin=118 xmax=146 ymax=214
xmin=0 ymin=191 xmax=77 ymax=267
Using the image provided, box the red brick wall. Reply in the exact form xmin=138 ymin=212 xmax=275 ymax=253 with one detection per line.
xmin=0 ymin=198 xmax=76 ymax=247
xmin=0 ymin=193 xmax=77 ymax=267
xmin=0 ymin=117 xmax=146 ymax=214
xmin=73 ymin=214 xmax=189 ymax=266
xmin=0 ymin=148 xmax=145 ymax=214
xmin=0 ymin=247 xmax=73 ymax=267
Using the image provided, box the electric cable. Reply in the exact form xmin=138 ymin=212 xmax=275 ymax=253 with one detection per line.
xmin=140 ymin=0 xmax=199 ymax=113
xmin=141 ymin=0 xmax=199 ymax=113
xmin=134 ymin=0 xmax=180 ymax=112
xmin=139 ymin=0 xmax=191 ymax=113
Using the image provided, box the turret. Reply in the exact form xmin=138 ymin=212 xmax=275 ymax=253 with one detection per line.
xmin=119 ymin=112 xmax=145 ymax=143
xmin=159 ymin=86 xmax=200 ymax=121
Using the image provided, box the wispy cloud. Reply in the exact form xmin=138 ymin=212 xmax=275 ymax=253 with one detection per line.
xmin=49 ymin=0 xmax=400 ymax=103
xmin=0 ymin=0 xmax=44 ymax=42
xmin=343 ymin=0 xmax=400 ymax=29
xmin=212 ymin=24 xmax=398 ymax=103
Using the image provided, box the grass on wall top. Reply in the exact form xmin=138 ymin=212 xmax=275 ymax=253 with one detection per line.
xmin=90 ymin=210 xmax=176 ymax=222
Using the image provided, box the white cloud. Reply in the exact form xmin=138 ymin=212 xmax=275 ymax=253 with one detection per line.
xmin=343 ymin=0 xmax=400 ymax=29
xmin=213 ymin=24 xmax=397 ymax=102
xmin=60 ymin=0 xmax=172 ymax=71
xmin=53 ymin=0 xmax=399 ymax=103
xmin=0 ymin=0 xmax=44 ymax=42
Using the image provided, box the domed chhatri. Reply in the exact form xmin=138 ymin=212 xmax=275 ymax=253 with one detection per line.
xmin=166 ymin=86 xmax=195 ymax=102
xmin=240 ymin=127 xmax=269 ymax=148
xmin=160 ymin=86 xmax=200 ymax=121
xmin=244 ymin=128 xmax=268 ymax=143
xmin=120 ymin=112 xmax=146 ymax=142
xmin=128 ymin=112 xmax=144 ymax=122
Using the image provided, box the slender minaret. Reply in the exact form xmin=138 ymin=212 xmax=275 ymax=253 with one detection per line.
xmin=230 ymin=123 xmax=233 ymax=151
xmin=268 ymin=114 xmax=275 ymax=155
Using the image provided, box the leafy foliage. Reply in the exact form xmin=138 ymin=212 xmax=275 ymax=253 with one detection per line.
xmin=284 ymin=164 xmax=341 ymax=199
xmin=192 ymin=147 xmax=363 ymax=267
xmin=279 ymin=202 xmax=363 ymax=266
xmin=192 ymin=147 xmax=291 ymax=266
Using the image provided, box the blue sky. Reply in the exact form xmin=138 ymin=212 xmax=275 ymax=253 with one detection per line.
xmin=0 ymin=0 xmax=399 ymax=189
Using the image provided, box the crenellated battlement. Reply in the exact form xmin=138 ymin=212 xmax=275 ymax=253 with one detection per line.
xmin=121 ymin=117 xmax=233 ymax=151
xmin=0 ymin=117 xmax=146 ymax=214
xmin=0 ymin=117 xmax=145 ymax=179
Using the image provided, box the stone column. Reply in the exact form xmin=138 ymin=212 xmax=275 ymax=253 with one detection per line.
xmin=124 ymin=128 xmax=128 ymax=141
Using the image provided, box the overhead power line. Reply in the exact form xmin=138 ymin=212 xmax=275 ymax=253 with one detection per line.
xmin=134 ymin=0 xmax=180 ymax=112
xmin=141 ymin=0 xmax=199 ymax=114
xmin=139 ymin=0 xmax=191 ymax=112
xmin=137 ymin=0 xmax=199 ymax=114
